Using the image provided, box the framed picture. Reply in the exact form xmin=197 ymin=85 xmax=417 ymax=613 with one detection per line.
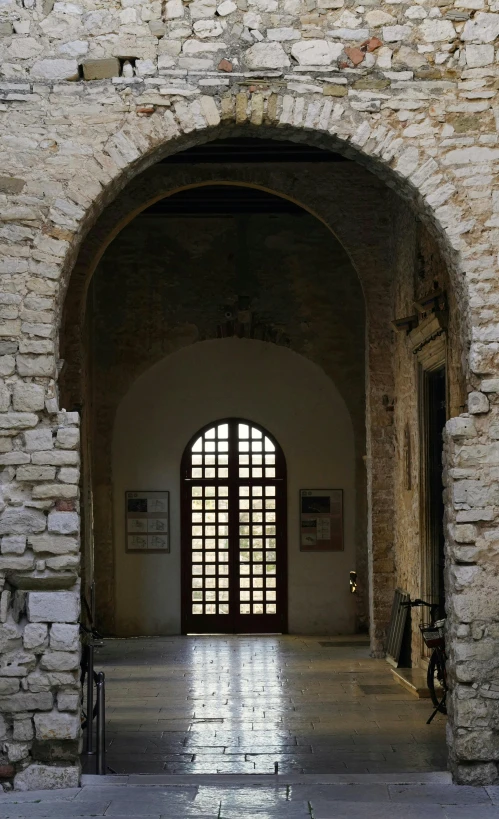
xmin=300 ymin=489 xmax=343 ymax=552
xmin=125 ymin=491 xmax=170 ymax=553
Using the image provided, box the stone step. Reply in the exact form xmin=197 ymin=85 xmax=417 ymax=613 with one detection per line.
xmin=390 ymin=667 xmax=431 ymax=699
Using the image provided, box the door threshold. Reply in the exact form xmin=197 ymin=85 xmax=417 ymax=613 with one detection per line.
xmin=185 ymin=631 xmax=282 ymax=637
xmin=81 ymin=772 xmax=452 ymax=787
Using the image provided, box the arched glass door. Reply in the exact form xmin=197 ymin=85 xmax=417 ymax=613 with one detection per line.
xmin=181 ymin=419 xmax=287 ymax=634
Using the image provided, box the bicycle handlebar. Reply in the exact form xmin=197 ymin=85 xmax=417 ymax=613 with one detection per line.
xmin=400 ymin=599 xmax=432 ymax=608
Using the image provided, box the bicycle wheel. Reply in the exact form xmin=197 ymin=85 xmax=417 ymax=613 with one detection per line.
xmin=427 ymin=649 xmax=447 ymax=715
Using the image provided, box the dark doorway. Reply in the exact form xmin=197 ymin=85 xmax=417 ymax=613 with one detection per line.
xmin=181 ymin=419 xmax=287 ymax=634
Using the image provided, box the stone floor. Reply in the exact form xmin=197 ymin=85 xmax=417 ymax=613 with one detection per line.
xmin=82 ymin=634 xmax=447 ymax=775
xmin=2 ymin=777 xmax=499 ymax=818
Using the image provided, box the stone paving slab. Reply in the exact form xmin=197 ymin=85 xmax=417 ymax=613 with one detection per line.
xmin=0 ymin=779 xmax=496 ymax=819
xmin=85 ymin=636 xmax=447 ymax=777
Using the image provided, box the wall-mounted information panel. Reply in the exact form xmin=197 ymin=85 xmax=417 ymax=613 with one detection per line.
xmin=125 ymin=491 xmax=170 ymax=552
xmin=300 ymin=489 xmax=343 ymax=552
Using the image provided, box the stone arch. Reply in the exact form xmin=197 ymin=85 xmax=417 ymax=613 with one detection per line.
xmin=58 ymin=116 xmax=470 ymax=659
xmin=52 ymin=100 xmax=476 ymax=361
xmin=58 ymin=112 xmax=471 ymax=654
xmin=3 ymin=98 xmax=495 ymax=787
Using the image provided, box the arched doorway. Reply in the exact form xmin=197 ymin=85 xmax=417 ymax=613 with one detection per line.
xmin=55 ymin=133 xmax=470 ymax=780
xmin=180 ymin=418 xmax=287 ymax=634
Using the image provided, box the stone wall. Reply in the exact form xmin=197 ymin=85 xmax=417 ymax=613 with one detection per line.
xmin=0 ymin=0 xmax=498 ymax=786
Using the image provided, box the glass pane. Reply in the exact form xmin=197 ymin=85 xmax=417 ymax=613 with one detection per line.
xmin=205 ymin=428 xmax=216 ymax=439
xmin=238 ymin=423 xmax=249 ymax=438
xmin=218 ymin=423 xmax=229 ymax=438
xmin=192 ymin=437 xmax=203 ymax=452
xmin=251 ymin=428 xmax=262 ymax=438
xmin=265 ymin=437 xmax=275 ymax=452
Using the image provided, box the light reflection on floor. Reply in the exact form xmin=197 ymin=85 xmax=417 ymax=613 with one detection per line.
xmin=82 ymin=635 xmax=447 ymax=775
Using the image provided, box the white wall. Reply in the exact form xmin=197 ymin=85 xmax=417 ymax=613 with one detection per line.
xmin=112 ymin=338 xmax=357 ymax=635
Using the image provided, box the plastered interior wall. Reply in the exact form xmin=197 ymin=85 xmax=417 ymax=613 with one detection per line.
xmin=112 ymin=338 xmax=356 ymax=635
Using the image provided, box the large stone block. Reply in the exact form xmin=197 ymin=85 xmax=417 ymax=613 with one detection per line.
xmin=468 ymin=391 xmax=489 ymax=415
xmin=14 ymin=763 xmax=80 ymax=791
xmin=446 ymin=417 xmax=476 ymax=440
xmin=32 ymin=484 xmax=78 ymax=500
xmin=50 ymin=624 xmax=79 ymax=652
xmin=34 ymin=710 xmax=79 ymax=740
xmin=12 ymin=383 xmax=45 ymax=413
xmin=57 ymin=690 xmax=79 ymax=711
xmin=47 ymin=512 xmax=79 ymax=535
xmin=462 ymin=12 xmax=499 ymax=43
xmin=16 ymin=356 xmax=56 ymax=377
xmin=30 ymin=60 xmax=79 ymax=81
xmin=55 ymin=428 xmax=79 ymax=449
xmin=291 ymin=40 xmax=342 ymax=65
xmin=81 ymin=57 xmax=120 ymax=80
xmin=0 ymin=413 xmax=38 ymax=430
xmin=28 ymin=534 xmax=79 ymax=554
xmin=0 ymin=382 xmax=10 ymax=412
xmin=23 ymin=623 xmax=48 ymax=651
xmin=0 ymin=554 xmax=34 ymax=571
xmin=27 ymin=592 xmax=79 ymax=624
xmin=455 ymin=729 xmax=499 ymax=761
xmin=1 ymin=535 xmax=27 ymax=554
xmin=24 ymin=429 xmax=54 ymax=452
xmin=32 ymin=451 xmax=78 ymax=466
xmin=16 ymin=466 xmax=56 ymax=482
xmin=13 ymin=718 xmax=34 ymax=741
xmin=40 ymin=651 xmax=79 ymax=671
xmin=0 ymin=692 xmax=52 ymax=712
xmin=0 ymin=508 xmax=46 ymax=536
xmin=245 ymin=42 xmax=291 ymax=68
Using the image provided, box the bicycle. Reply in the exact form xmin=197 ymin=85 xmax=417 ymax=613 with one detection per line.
xmin=400 ymin=598 xmax=447 ymax=724
xmin=80 ymin=622 xmax=102 ymax=732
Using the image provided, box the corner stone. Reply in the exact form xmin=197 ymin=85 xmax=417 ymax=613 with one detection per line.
xmin=14 ymin=763 xmax=80 ymax=791
xmin=27 ymin=591 xmax=80 ymax=624
xmin=468 ymin=391 xmax=489 ymax=414
xmin=34 ymin=711 xmax=79 ymax=740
